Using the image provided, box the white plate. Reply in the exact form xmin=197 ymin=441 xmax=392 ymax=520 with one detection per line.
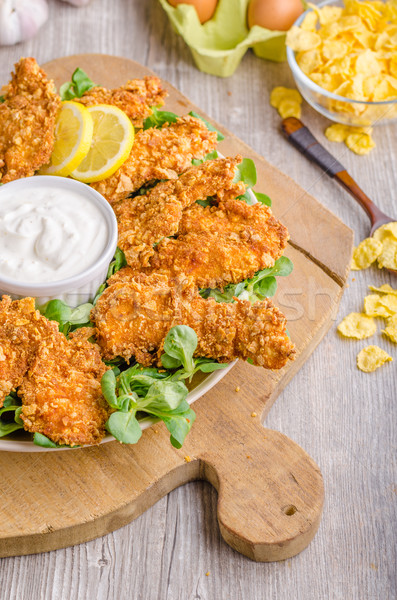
xmin=0 ymin=160 xmax=255 ymax=452
xmin=0 ymin=361 xmax=237 ymax=452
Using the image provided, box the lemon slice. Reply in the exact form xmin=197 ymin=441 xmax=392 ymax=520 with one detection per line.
xmin=70 ymin=104 xmax=134 ymax=183
xmin=39 ymin=101 xmax=94 ymax=177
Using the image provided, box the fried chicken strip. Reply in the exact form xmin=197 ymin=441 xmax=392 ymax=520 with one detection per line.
xmin=78 ymin=76 xmax=167 ymax=128
xmin=91 ymin=116 xmax=218 ymax=203
xmin=92 ymin=273 xmax=295 ymax=370
xmin=19 ymin=327 xmax=110 ymax=447
xmin=114 ymin=157 xmax=245 ymax=268
xmin=0 ymin=296 xmax=59 ymax=407
xmin=143 ymin=198 xmax=289 ymax=289
xmin=0 ymin=57 xmax=61 ymax=183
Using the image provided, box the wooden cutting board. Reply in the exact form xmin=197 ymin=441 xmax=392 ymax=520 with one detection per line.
xmin=0 ymin=55 xmax=353 ymax=562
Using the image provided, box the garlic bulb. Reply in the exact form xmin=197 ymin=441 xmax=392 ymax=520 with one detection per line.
xmin=0 ymin=0 xmax=48 ymax=46
xmin=60 ymin=0 xmax=92 ymax=6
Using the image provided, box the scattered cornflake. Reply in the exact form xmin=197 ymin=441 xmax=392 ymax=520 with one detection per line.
xmin=351 ymin=238 xmax=383 ymax=270
xmin=379 ymin=294 xmax=397 ymax=314
xmin=270 ymin=86 xmax=303 ymax=120
xmin=325 ymin=124 xmax=350 ymax=143
xmin=325 ymin=124 xmax=373 ymax=144
xmin=270 ymin=86 xmax=302 ymax=108
xmin=369 ymin=284 xmax=397 ymax=295
xmin=364 ymin=294 xmax=394 ymax=318
xmin=235 ymin=386 xmax=240 ymax=392
xmin=337 ymin=312 xmax=377 ymax=339
xmin=383 ymin=315 xmax=397 ymax=343
xmin=246 ymin=455 xmax=251 ymax=459
xmin=206 ymin=572 xmax=210 ymax=576
xmin=345 ymin=133 xmax=376 ymax=156
xmin=251 ymin=412 xmax=257 ymax=417
xmin=373 ymin=222 xmax=397 ymax=270
xmin=278 ymin=99 xmax=301 ymax=119
xmin=184 ymin=455 xmax=192 ymax=463
xmin=357 ymin=345 xmax=392 ymax=373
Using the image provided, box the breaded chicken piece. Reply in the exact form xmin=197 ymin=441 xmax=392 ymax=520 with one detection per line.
xmin=144 ymin=198 xmax=289 ymax=289
xmin=78 ymin=76 xmax=167 ymax=127
xmin=91 ymin=116 xmax=218 ymax=203
xmin=114 ymin=157 xmax=245 ymax=269
xmin=0 ymin=57 xmax=61 ymax=183
xmin=19 ymin=327 xmax=110 ymax=447
xmin=92 ymin=273 xmax=295 ymax=370
xmin=0 ymin=296 xmax=59 ymax=407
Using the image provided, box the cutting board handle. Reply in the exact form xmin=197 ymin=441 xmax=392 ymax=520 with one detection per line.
xmin=198 ymin=427 xmax=323 ymax=561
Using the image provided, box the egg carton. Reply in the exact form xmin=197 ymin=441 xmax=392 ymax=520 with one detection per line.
xmin=158 ymin=0 xmax=292 ymax=78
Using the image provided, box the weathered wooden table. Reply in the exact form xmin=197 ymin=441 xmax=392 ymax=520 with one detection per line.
xmin=0 ymin=1 xmax=396 ymax=598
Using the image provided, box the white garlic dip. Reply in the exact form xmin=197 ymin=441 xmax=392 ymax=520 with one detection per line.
xmin=0 ymin=184 xmax=109 ymax=283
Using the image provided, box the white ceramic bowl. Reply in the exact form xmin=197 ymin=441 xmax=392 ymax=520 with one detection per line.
xmin=0 ymin=176 xmax=118 ymax=307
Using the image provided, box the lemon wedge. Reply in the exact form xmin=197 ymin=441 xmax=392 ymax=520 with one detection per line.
xmin=39 ymin=101 xmax=94 ymax=177
xmin=70 ymin=104 xmax=134 ymax=183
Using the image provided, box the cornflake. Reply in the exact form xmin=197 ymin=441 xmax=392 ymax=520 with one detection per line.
xmin=357 ymin=345 xmax=392 ymax=372
xmin=364 ymin=294 xmax=394 ymax=318
xmin=351 ymin=237 xmax=382 ymax=270
xmin=374 ymin=222 xmax=397 ymax=270
xmin=383 ymin=315 xmax=397 ymax=343
xmin=345 ymin=132 xmax=376 ymax=155
xmin=369 ymin=284 xmax=397 ymax=295
xmin=337 ymin=312 xmax=377 ymax=339
xmin=270 ymin=87 xmax=303 ymax=119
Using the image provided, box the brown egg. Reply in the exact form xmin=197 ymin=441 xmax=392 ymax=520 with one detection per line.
xmin=167 ymin=0 xmax=218 ymax=24
xmin=248 ymin=0 xmax=304 ymax=31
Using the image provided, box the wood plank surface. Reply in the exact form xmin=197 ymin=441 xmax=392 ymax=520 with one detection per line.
xmin=0 ymin=1 xmax=396 ymax=599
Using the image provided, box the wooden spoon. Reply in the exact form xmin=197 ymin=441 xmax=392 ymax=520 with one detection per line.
xmin=281 ymin=117 xmax=396 ymax=275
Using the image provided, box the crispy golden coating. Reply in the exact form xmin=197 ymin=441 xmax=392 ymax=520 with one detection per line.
xmin=91 ymin=116 xmax=218 ymax=203
xmin=144 ymin=198 xmax=289 ymax=289
xmin=0 ymin=296 xmax=59 ymax=407
xmin=92 ymin=272 xmax=295 ymax=370
xmin=78 ymin=76 xmax=167 ymax=128
xmin=114 ymin=157 xmax=245 ymax=268
xmin=19 ymin=327 xmax=110 ymax=447
xmin=0 ymin=57 xmax=61 ymax=183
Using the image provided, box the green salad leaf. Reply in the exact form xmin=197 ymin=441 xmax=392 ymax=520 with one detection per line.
xmin=254 ymin=191 xmax=272 ymax=206
xmin=101 ymin=325 xmax=228 ymax=446
xmin=101 ymin=345 xmax=197 ymax=447
xmin=201 ymin=256 xmax=294 ymax=304
xmin=191 ymin=150 xmax=219 ymax=166
xmin=33 ymin=432 xmax=59 ymax=448
xmin=143 ymin=107 xmax=178 ymax=130
xmin=161 ymin=325 xmax=228 ymax=381
xmin=40 ymin=299 xmax=93 ymax=337
xmin=188 ymin=111 xmax=224 ymax=141
xmin=234 ymin=157 xmax=257 ymax=188
xmin=0 ymin=394 xmax=24 ymax=438
xmin=60 ymin=68 xmax=96 ymax=101
xmin=93 ymin=247 xmax=127 ymax=304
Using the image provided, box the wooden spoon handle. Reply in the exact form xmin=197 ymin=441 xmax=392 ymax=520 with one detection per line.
xmin=281 ymin=116 xmax=345 ymax=176
xmin=281 ymin=117 xmax=386 ymax=227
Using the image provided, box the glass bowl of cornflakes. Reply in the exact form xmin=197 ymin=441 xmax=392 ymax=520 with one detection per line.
xmin=286 ymin=0 xmax=397 ymax=126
